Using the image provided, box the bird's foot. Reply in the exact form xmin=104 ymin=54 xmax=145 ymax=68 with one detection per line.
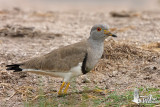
xmin=58 ymin=82 xmax=65 ymax=96
xmin=58 ymin=82 xmax=70 ymax=96
xmin=63 ymin=82 xmax=70 ymax=94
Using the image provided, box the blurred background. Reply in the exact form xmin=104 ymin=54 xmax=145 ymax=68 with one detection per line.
xmin=0 ymin=0 xmax=160 ymax=44
xmin=0 ymin=0 xmax=159 ymax=11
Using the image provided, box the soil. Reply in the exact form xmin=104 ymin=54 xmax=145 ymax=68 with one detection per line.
xmin=0 ymin=1 xmax=160 ymax=106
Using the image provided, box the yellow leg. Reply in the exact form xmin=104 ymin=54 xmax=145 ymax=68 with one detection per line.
xmin=58 ymin=82 xmax=65 ymax=95
xmin=63 ymin=82 xmax=70 ymax=94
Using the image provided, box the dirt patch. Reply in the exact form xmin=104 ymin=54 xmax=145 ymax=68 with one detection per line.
xmin=110 ymin=11 xmax=140 ymax=18
xmin=142 ymin=42 xmax=160 ymax=52
xmin=0 ymin=24 xmax=62 ymax=39
xmin=103 ymin=40 xmax=158 ymax=61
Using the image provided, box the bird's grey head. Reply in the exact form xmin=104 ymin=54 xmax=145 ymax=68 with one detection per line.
xmin=89 ymin=24 xmax=117 ymax=41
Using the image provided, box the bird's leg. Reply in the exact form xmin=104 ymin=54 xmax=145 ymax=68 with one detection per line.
xmin=58 ymin=82 xmax=65 ymax=95
xmin=63 ymin=82 xmax=70 ymax=94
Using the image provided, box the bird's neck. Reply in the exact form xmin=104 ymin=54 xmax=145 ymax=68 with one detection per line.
xmin=87 ymin=38 xmax=104 ymax=50
xmin=86 ymin=38 xmax=104 ymax=71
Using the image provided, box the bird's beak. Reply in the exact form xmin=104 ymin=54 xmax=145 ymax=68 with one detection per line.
xmin=104 ymin=30 xmax=117 ymax=37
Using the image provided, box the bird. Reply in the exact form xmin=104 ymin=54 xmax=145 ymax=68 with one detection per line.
xmin=6 ymin=24 xmax=117 ymax=95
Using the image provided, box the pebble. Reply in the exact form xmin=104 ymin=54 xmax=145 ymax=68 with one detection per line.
xmin=143 ymin=76 xmax=152 ymax=80
xmin=129 ymin=72 xmax=137 ymax=78
xmin=82 ymin=76 xmax=91 ymax=83
xmin=112 ymin=71 xmax=118 ymax=76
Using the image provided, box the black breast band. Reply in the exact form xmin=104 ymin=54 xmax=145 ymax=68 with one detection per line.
xmin=81 ymin=53 xmax=89 ymax=74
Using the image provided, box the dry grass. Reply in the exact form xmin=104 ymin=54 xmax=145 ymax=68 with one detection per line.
xmin=104 ymin=40 xmax=158 ymax=61
xmin=142 ymin=42 xmax=160 ymax=52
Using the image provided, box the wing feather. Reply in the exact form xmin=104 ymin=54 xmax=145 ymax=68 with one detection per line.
xmin=20 ymin=41 xmax=87 ymax=72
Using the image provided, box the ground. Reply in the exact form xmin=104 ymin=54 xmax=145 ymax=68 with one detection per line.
xmin=0 ymin=1 xmax=160 ymax=107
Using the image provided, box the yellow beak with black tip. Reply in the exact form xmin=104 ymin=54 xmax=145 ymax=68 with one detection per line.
xmin=104 ymin=30 xmax=117 ymax=37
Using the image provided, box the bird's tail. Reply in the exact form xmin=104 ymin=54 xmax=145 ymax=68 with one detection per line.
xmin=6 ymin=64 xmax=23 ymax=72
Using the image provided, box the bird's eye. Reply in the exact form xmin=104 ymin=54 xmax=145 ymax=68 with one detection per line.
xmin=97 ymin=27 xmax=102 ymax=32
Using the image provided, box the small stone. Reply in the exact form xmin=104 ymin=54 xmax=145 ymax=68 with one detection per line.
xmin=54 ymin=33 xmax=62 ymax=37
xmin=157 ymin=70 xmax=160 ymax=75
xmin=121 ymin=70 xmax=127 ymax=74
xmin=82 ymin=76 xmax=90 ymax=83
xmin=143 ymin=66 xmax=157 ymax=74
xmin=108 ymin=71 xmax=118 ymax=77
xmin=143 ymin=76 xmax=152 ymax=80
xmin=47 ymin=35 xmax=55 ymax=39
xmin=152 ymin=66 xmax=157 ymax=70
xmin=19 ymin=73 xmax=27 ymax=78
xmin=105 ymin=84 xmax=109 ymax=89
xmin=112 ymin=71 xmax=118 ymax=76
xmin=129 ymin=73 xmax=137 ymax=78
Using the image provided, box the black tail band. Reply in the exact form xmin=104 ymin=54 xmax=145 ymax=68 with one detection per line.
xmin=6 ymin=64 xmax=23 ymax=72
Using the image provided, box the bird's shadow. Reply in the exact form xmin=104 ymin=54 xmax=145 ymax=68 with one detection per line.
xmin=31 ymin=89 xmax=106 ymax=101
xmin=58 ymin=89 xmax=105 ymax=97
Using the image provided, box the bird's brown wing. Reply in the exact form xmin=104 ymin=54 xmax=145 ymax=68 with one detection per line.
xmin=20 ymin=41 xmax=88 ymax=72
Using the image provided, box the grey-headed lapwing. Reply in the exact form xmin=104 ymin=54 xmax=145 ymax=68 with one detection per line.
xmin=6 ymin=24 xmax=117 ymax=95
